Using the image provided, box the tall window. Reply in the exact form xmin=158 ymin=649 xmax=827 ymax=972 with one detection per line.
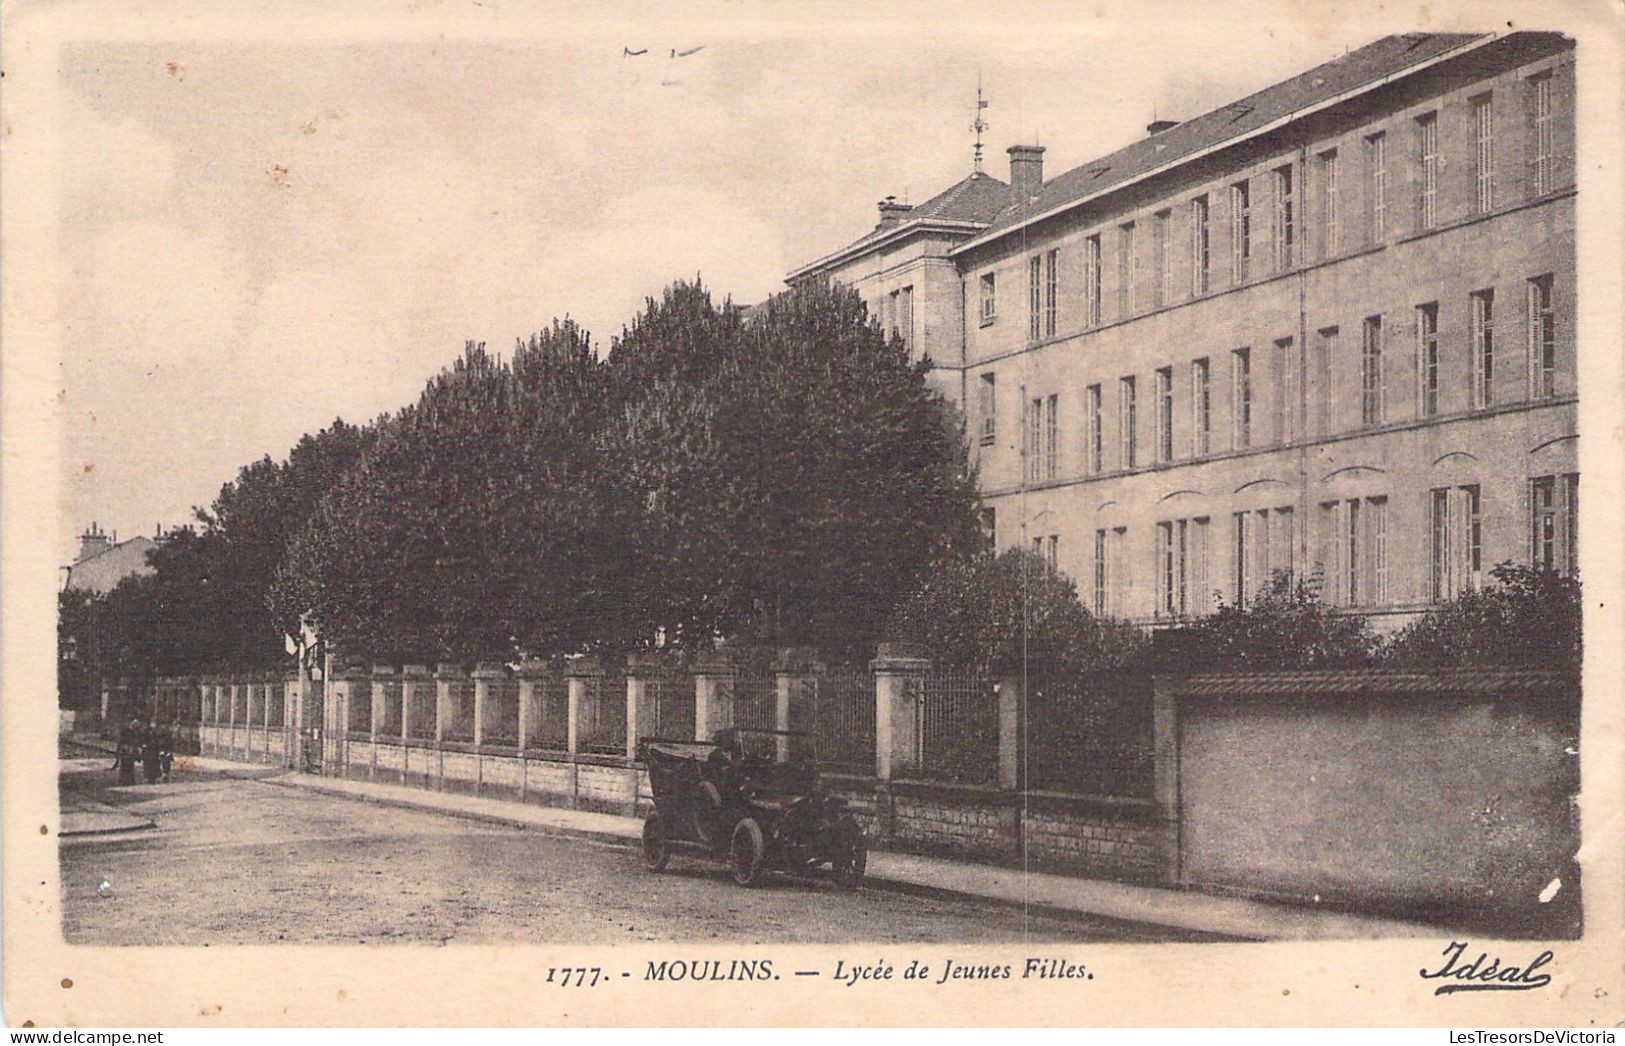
xmin=1366 ymin=132 xmax=1387 ymax=243
xmin=1024 ymin=394 xmax=1056 ymax=483
xmin=1471 ymin=289 xmax=1495 ymax=408
xmin=1026 ymin=396 xmax=1042 ymax=483
xmin=1360 ymin=315 xmax=1384 ymax=426
xmin=1320 ymin=149 xmax=1340 ymax=257
xmin=1230 ymin=180 xmax=1251 ymax=283
xmin=1093 ymin=526 xmax=1129 ymax=618
xmin=1044 ymin=393 xmax=1058 ymax=480
xmin=897 ymin=286 xmax=913 ymax=351
xmin=1528 ymin=274 xmax=1556 ymax=398
xmin=977 ymin=373 xmax=996 ymax=446
xmin=1474 ymin=94 xmax=1495 ymax=214
xmin=1272 ymin=337 xmax=1296 ymax=444
xmin=979 ymin=272 xmax=996 ymax=324
xmin=1028 ymin=255 xmax=1042 ymax=342
xmin=1033 ymin=534 xmax=1058 ymax=569
xmin=1530 ymin=473 xmax=1579 ymax=576
xmin=1417 ymin=303 xmax=1440 ymax=417
xmin=1233 ymin=507 xmax=1294 ymax=605
xmin=1044 ymin=249 xmax=1058 ymax=337
xmin=1191 ymin=357 xmax=1211 ymax=456
xmin=1231 ymin=347 xmax=1251 ymax=449
xmin=1430 ymin=484 xmax=1482 ymax=601
xmin=1153 ymin=209 xmax=1171 ymax=308
xmin=1155 ymin=366 xmax=1174 ymax=463
xmin=1531 ymin=73 xmax=1554 ymax=195
xmin=1417 ymin=112 xmax=1438 ymax=230
xmin=1118 ymin=222 xmax=1137 ymax=319
xmin=1092 ymin=529 xmax=1108 ymax=616
xmin=1085 ymin=234 xmax=1103 ymax=327
xmin=1118 ymin=376 xmax=1137 ymax=469
xmin=1317 ymin=497 xmax=1388 ymax=606
xmin=1086 ymin=383 xmax=1103 ymax=474
xmin=1191 ymin=195 xmax=1210 ymax=294
xmin=1157 ymin=518 xmax=1209 ymax=618
xmin=1316 ymin=326 xmax=1337 ymax=435
xmin=1272 ymin=165 xmax=1295 ymax=270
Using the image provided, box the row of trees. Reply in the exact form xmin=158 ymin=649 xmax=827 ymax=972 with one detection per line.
xmin=66 ymin=280 xmax=986 ymax=685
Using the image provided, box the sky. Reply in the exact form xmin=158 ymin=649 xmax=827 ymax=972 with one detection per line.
xmin=54 ymin=3 xmax=1429 ymax=562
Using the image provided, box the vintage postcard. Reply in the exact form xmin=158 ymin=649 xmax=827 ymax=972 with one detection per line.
xmin=4 ymin=0 xmax=1623 ymax=1029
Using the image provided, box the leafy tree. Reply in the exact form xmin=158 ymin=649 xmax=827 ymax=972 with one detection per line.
xmin=275 ymin=327 xmax=612 ymax=661
xmin=882 ymin=548 xmax=1148 ymax=673
xmin=600 ymin=278 xmax=986 ymax=655
xmin=1383 ymin=562 xmax=1581 ymax=669
xmin=1162 ymin=570 xmax=1380 ymax=671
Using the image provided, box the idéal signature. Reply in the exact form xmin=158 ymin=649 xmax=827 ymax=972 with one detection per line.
xmin=1420 ymin=941 xmax=1555 ymax=995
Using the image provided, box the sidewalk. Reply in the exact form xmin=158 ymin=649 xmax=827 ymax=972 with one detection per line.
xmin=256 ymin=767 xmax=1450 ymax=941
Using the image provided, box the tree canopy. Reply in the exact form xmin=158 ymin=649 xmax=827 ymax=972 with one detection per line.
xmin=267 ymin=279 xmax=985 ymax=663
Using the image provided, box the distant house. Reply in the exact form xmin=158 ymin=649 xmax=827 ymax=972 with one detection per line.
xmin=62 ymin=522 xmax=156 ymax=595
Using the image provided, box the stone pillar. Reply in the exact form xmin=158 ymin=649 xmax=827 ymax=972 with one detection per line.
xmin=371 ymin=664 xmax=392 ymax=740
xmin=871 ymin=644 xmax=930 ymax=781
xmin=996 ymin=671 xmax=1023 ymax=791
xmin=565 ymin=656 xmax=603 ymax=757
xmin=691 ymin=652 xmax=735 ymax=742
xmin=472 ymin=661 xmax=505 ymax=748
xmin=434 ymin=663 xmax=459 ymax=743
xmin=773 ymin=647 xmax=819 ymax=761
xmin=516 ymin=659 xmax=546 ymax=751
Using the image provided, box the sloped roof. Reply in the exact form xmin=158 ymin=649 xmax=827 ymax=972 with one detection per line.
xmin=962 ymin=31 xmax=1497 ymax=249
xmin=63 ymin=536 xmax=157 ymax=595
xmin=788 ymin=171 xmax=1009 ymax=280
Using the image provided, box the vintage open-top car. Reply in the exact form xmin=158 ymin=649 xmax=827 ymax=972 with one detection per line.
xmin=636 ymin=727 xmax=867 ymax=888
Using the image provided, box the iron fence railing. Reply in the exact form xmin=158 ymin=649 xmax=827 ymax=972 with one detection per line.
xmin=914 ymin=671 xmax=999 ymax=785
xmin=526 ymin=673 xmax=570 ymax=751
xmin=442 ymin=679 xmax=476 ymax=742
xmin=731 ymin=673 xmax=777 ymax=731
xmin=809 ymin=668 xmax=874 ymax=774
xmin=1022 ymin=671 xmax=1154 ymax=799
xmin=643 ymin=674 xmax=695 ymax=742
xmin=377 ymin=679 xmax=403 ymax=737
xmin=485 ymin=676 xmax=520 ymax=746
xmin=577 ymin=675 xmax=628 ymax=756
xmin=405 ymin=681 xmax=436 ymax=740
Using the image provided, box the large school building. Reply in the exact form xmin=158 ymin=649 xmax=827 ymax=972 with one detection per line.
xmin=786 ymin=31 xmax=1577 ymax=627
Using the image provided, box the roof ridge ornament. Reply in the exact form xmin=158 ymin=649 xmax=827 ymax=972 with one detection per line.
xmin=971 ymin=76 xmax=989 ymax=173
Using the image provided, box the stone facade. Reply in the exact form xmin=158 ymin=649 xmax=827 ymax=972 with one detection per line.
xmin=786 ymin=32 xmax=1578 ymax=629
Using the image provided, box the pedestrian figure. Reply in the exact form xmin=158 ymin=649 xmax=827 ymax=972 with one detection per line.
xmin=159 ymin=718 xmax=177 ymax=782
xmin=141 ymin=719 xmax=163 ymax=784
xmin=112 ymin=717 xmax=140 ymax=785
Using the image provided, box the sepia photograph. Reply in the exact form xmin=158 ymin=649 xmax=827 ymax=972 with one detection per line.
xmin=5 ymin=0 xmax=1623 ymax=1029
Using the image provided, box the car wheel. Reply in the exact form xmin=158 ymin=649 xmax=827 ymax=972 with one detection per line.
xmin=832 ymin=817 xmax=866 ymax=890
xmin=730 ymin=817 xmax=766 ymax=887
xmin=695 ymin=781 xmax=725 ymax=850
xmin=642 ymin=813 xmax=671 ymax=872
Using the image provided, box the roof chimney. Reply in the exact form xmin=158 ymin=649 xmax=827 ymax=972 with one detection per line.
xmin=1007 ymin=145 xmax=1045 ymax=200
xmin=876 ymin=195 xmax=913 ymax=229
xmin=76 ymin=522 xmax=112 ymax=563
xmin=1146 ymin=119 xmax=1180 ymax=136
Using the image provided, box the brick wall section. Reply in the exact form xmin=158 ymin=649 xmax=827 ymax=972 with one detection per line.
xmin=826 ymin=779 xmax=1174 ymax=883
xmin=1020 ymin=797 xmax=1172 ymax=884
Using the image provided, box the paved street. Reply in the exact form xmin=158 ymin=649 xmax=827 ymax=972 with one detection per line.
xmin=59 ymin=749 xmax=1195 ymax=945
